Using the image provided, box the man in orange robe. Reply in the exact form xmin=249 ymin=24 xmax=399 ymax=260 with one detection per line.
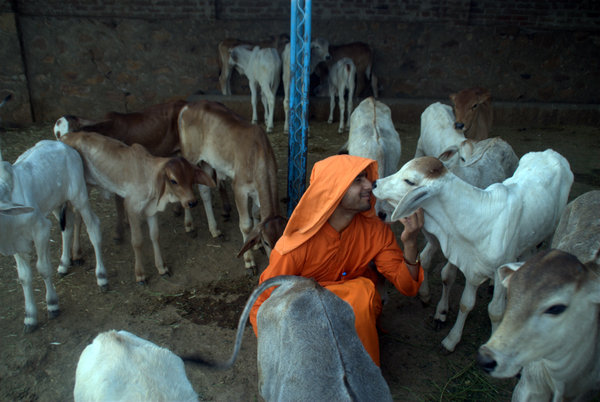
xmin=250 ymin=154 xmax=424 ymax=366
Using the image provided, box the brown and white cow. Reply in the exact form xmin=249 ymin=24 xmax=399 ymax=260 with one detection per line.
xmin=60 ymin=131 xmax=215 ymax=284
xmin=178 ymin=100 xmax=286 ymax=275
xmin=450 ymin=87 xmax=492 ymax=141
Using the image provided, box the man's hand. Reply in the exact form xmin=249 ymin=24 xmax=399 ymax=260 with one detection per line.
xmin=399 ymin=208 xmax=424 ymax=246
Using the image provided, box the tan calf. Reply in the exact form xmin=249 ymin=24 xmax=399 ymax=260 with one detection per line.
xmin=178 ymin=100 xmax=286 ymax=275
xmin=450 ymin=87 xmax=492 ymax=140
xmin=60 ymin=131 xmax=215 ymax=284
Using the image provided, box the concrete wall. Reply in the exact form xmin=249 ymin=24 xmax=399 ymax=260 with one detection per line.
xmin=0 ymin=0 xmax=598 ymax=125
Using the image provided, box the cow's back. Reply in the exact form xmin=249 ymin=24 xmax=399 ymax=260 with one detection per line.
xmin=257 ymin=278 xmax=392 ymax=401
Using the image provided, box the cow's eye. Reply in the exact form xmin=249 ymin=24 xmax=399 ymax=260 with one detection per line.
xmin=404 ymin=179 xmax=415 ymax=186
xmin=170 ymin=179 xmax=177 ymax=185
xmin=471 ymin=103 xmax=478 ymax=110
xmin=544 ymin=304 xmax=567 ymax=315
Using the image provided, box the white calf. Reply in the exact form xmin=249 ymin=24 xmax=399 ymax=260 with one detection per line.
xmin=414 ymin=102 xmax=466 ymax=158
xmin=0 ymin=140 xmax=107 ymax=332
xmin=372 ymin=150 xmax=573 ymax=352
xmin=477 ymin=191 xmax=600 ymax=401
xmin=74 ymin=330 xmax=198 ymax=402
xmin=282 ymin=38 xmax=330 ymax=133
xmin=326 ymin=57 xmax=356 ymax=133
xmin=229 ymin=45 xmax=282 ymax=133
xmin=417 ymin=137 xmax=519 ymax=305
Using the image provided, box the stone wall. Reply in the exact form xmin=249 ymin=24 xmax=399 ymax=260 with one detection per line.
xmin=0 ymin=0 xmax=598 ymax=125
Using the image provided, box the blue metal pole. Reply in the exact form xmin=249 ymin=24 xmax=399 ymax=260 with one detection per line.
xmin=287 ymin=0 xmax=311 ymax=217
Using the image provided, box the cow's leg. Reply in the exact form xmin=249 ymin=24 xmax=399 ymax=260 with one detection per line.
xmin=327 ymin=90 xmax=335 ymax=124
xmin=418 ymin=241 xmax=438 ymax=304
xmin=434 ymin=262 xmax=457 ymax=325
xmin=346 ymin=79 xmax=355 ymax=130
xmin=337 ymin=87 xmax=346 ymax=133
xmin=370 ymin=73 xmax=379 ymax=98
xmin=263 ymin=85 xmax=275 ymax=133
xmin=441 ymin=277 xmax=480 ymax=352
xmin=219 ymin=62 xmax=233 ymax=95
xmin=283 ymin=87 xmax=290 ymax=134
xmin=249 ymin=80 xmax=258 ymax=124
xmin=147 ymin=214 xmax=169 ymax=278
xmin=196 ymin=184 xmax=222 ymax=238
xmin=127 ymin=210 xmax=147 ymax=284
xmin=54 ymin=206 xmax=74 ymax=277
xmin=114 ymin=194 xmax=126 ymax=243
xmin=488 ymin=269 xmax=507 ymax=333
xmin=77 ymin=202 xmax=109 ymax=291
xmin=356 ymin=68 xmax=367 ymax=97
xmin=233 ymin=183 xmax=256 ymax=274
xmin=14 ymin=253 xmax=40 ymax=332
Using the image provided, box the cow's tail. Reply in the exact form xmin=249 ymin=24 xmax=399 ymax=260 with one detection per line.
xmin=181 ymin=275 xmax=297 ymax=370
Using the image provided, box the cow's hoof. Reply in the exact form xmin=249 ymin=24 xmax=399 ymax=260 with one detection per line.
xmin=136 ymin=280 xmax=147 ymax=286
xmin=433 ymin=318 xmax=447 ymax=331
xmin=246 ymin=266 xmax=258 ymax=277
xmin=99 ymin=284 xmax=109 ymax=293
xmin=161 ymin=270 xmax=171 ymax=278
xmin=23 ymin=324 xmax=38 ymax=334
xmin=48 ymin=309 xmax=61 ymax=320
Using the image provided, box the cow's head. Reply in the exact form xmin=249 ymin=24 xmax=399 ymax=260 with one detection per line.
xmin=450 ymin=87 xmax=491 ymax=133
xmin=160 ymin=157 xmax=216 ymax=209
xmin=237 ymin=215 xmax=287 ymax=258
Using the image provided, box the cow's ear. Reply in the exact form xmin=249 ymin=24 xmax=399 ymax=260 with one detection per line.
xmin=194 ymin=167 xmax=216 ymax=187
xmin=438 ymin=146 xmax=458 ymax=162
xmin=390 ymin=187 xmax=430 ymax=222
xmin=449 ymin=93 xmax=457 ymax=103
xmin=478 ymin=88 xmax=491 ymax=104
xmin=497 ymin=262 xmax=524 ymax=288
xmin=237 ymin=224 xmax=263 ymax=258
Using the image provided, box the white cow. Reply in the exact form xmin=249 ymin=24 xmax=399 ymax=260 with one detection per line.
xmin=228 ymin=45 xmax=282 ymax=133
xmin=345 ymin=97 xmax=401 ymax=215
xmin=74 ymin=330 xmax=198 ymax=402
xmin=326 ymin=57 xmax=356 ymax=133
xmin=0 ymin=140 xmax=107 ymax=332
xmin=415 ymin=102 xmax=466 ymax=158
xmin=282 ymin=38 xmax=331 ymax=134
xmin=477 ymin=190 xmax=600 ymax=401
xmin=417 ymin=137 xmax=519 ymax=305
xmin=184 ymin=275 xmax=393 ymax=401
xmin=372 ymin=150 xmax=573 ymax=352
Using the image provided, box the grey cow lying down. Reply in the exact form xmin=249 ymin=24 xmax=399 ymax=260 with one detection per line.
xmin=184 ymin=275 xmax=393 ymax=401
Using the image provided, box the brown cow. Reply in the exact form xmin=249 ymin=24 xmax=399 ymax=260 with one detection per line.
xmin=217 ymin=35 xmax=289 ymax=96
xmin=318 ymin=42 xmax=378 ymax=98
xmin=60 ymin=131 xmax=215 ymax=284
xmin=54 ymin=100 xmax=232 ymax=240
xmin=178 ymin=100 xmax=286 ymax=275
xmin=450 ymin=87 xmax=493 ymax=141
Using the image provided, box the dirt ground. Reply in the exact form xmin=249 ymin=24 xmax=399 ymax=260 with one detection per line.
xmin=0 ymin=115 xmax=599 ymax=402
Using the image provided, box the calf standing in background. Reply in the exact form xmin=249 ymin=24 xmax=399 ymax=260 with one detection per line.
xmin=228 ymin=45 xmax=282 ymax=133
xmin=60 ymin=131 xmax=215 ymax=284
xmin=326 ymin=57 xmax=356 ymax=133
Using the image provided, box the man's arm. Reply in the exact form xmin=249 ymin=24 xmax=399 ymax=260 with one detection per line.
xmin=398 ymin=208 xmax=424 ymax=281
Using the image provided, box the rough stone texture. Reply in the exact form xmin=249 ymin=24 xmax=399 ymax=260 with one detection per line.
xmin=0 ymin=0 xmax=598 ymax=125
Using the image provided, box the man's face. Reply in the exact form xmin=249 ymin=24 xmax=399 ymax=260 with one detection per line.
xmin=339 ymin=171 xmax=372 ymax=213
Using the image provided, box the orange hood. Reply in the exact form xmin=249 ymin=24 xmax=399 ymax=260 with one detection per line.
xmin=275 ymin=154 xmax=378 ymax=255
